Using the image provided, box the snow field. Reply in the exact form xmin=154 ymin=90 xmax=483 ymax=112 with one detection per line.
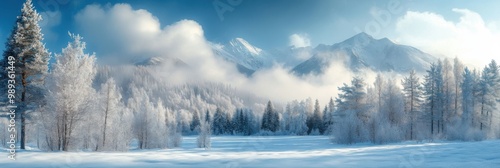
xmin=1 ymin=136 xmax=500 ymax=168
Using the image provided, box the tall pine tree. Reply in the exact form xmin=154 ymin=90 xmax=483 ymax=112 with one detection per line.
xmin=478 ymin=60 xmax=500 ymax=131
xmin=2 ymin=0 xmax=50 ymax=149
xmin=424 ymin=61 xmax=444 ymax=136
xmin=402 ymin=70 xmax=423 ymax=140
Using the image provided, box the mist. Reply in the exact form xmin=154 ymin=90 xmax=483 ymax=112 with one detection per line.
xmin=73 ymin=3 xmax=388 ymax=104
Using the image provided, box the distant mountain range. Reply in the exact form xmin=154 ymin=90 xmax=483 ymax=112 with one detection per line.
xmin=292 ymin=32 xmax=436 ymax=75
xmin=136 ymin=32 xmax=437 ymax=76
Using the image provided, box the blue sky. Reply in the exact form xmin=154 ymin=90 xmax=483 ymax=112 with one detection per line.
xmin=1 ymin=0 xmax=500 ymax=66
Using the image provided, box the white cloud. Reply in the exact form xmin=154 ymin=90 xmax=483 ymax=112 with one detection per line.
xmin=75 ymin=3 xmax=244 ymax=85
xmin=74 ymin=3 xmax=363 ymax=104
xmin=39 ymin=10 xmax=62 ymax=40
xmin=40 ymin=10 xmax=62 ymax=28
xmin=289 ymin=33 xmax=311 ymax=48
xmin=394 ymin=9 xmax=500 ymax=68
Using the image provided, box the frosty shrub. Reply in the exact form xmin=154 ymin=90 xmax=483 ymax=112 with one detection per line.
xmin=197 ymin=121 xmax=211 ymax=149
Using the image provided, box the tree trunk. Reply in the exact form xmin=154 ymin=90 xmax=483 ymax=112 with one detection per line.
xmin=102 ymin=86 xmax=111 ymax=150
xmin=20 ymin=71 xmax=27 ymax=150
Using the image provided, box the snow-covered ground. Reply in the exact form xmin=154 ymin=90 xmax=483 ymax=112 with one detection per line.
xmin=1 ymin=136 xmax=499 ymax=168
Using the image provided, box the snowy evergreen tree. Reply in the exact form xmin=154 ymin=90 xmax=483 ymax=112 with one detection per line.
xmin=2 ymin=0 xmax=50 ymax=149
xmin=261 ymin=101 xmax=279 ymax=132
xmin=478 ymin=60 xmax=500 ymax=133
xmin=321 ymin=106 xmax=328 ymax=134
xmin=224 ymin=112 xmax=233 ymax=134
xmin=332 ymin=77 xmax=368 ymax=144
xmin=232 ymin=109 xmax=243 ymax=134
xmin=335 ymin=77 xmax=368 ymax=122
xmin=190 ymin=110 xmax=201 ymax=132
xmin=423 ymin=61 xmax=444 ymax=137
xmin=212 ymin=107 xmax=227 ymax=135
xmin=243 ymin=109 xmax=256 ymax=135
xmin=230 ymin=108 xmax=255 ymax=135
xmin=205 ymin=109 xmax=211 ymax=123
xmin=402 ymin=70 xmax=423 ymax=140
xmin=309 ymin=99 xmax=323 ymax=134
xmin=322 ymin=98 xmax=335 ymax=134
xmin=460 ymin=67 xmax=484 ymax=140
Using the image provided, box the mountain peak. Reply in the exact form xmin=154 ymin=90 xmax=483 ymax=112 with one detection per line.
xmin=229 ymin=38 xmax=262 ymax=56
xmin=353 ymin=32 xmax=373 ymax=39
xmin=342 ymin=32 xmax=376 ymax=45
xmin=293 ymin=33 xmax=437 ymax=75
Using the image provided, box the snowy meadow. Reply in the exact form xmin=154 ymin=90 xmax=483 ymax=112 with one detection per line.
xmin=2 ymin=136 xmax=500 ymax=167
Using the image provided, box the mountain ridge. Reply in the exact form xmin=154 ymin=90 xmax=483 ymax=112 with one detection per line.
xmin=292 ymin=32 xmax=437 ymax=75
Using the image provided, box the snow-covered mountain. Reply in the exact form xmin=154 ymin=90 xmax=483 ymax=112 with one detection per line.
xmin=211 ymin=33 xmax=436 ymax=77
xmin=139 ymin=33 xmax=436 ymax=76
xmin=211 ymin=38 xmax=270 ymax=74
xmin=134 ymin=56 xmax=188 ymax=67
xmin=292 ymin=32 xmax=437 ymax=75
xmin=211 ymin=37 xmax=315 ymax=76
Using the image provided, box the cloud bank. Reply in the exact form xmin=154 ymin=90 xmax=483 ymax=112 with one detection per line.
xmin=74 ymin=3 xmax=364 ymax=104
xmin=394 ymin=8 xmax=500 ymax=68
xmin=75 ymin=3 xmax=244 ymax=85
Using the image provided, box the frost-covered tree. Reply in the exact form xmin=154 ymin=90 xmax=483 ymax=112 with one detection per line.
xmin=282 ymin=100 xmax=308 ymax=135
xmin=96 ymin=78 xmax=131 ymax=151
xmin=159 ymin=99 xmax=171 ymax=147
xmin=374 ymin=74 xmax=385 ymax=113
xmin=332 ymin=77 xmax=368 ymax=144
xmin=462 ymin=68 xmax=477 ymax=127
xmin=453 ymin=58 xmax=464 ymax=116
xmin=442 ymin=58 xmax=456 ymax=134
xmin=128 ymin=85 xmax=150 ymax=149
xmin=478 ymin=60 xmax=500 ymax=132
xmin=459 ymin=67 xmax=484 ymax=140
xmin=2 ymin=0 xmax=50 ymax=149
xmin=128 ymin=84 xmax=174 ymax=149
xmin=377 ymin=79 xmax=405 ymax=143
xmin=335 ymin=77 xmax=368 ymax=122
xmin=423 ymin=61 xmax=444 ymax=136
xmin=197 ymin=120 xmax=211 ymax=149
xmin=42 ymin=34 xmax=96 ymax=151
xmin=402 ymin=70 xmax=423 ymax=140
xmin=166 ymin=108 xmax=182 ymax=148
xmin=364 ymin=76 xmax=406 ymax=144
